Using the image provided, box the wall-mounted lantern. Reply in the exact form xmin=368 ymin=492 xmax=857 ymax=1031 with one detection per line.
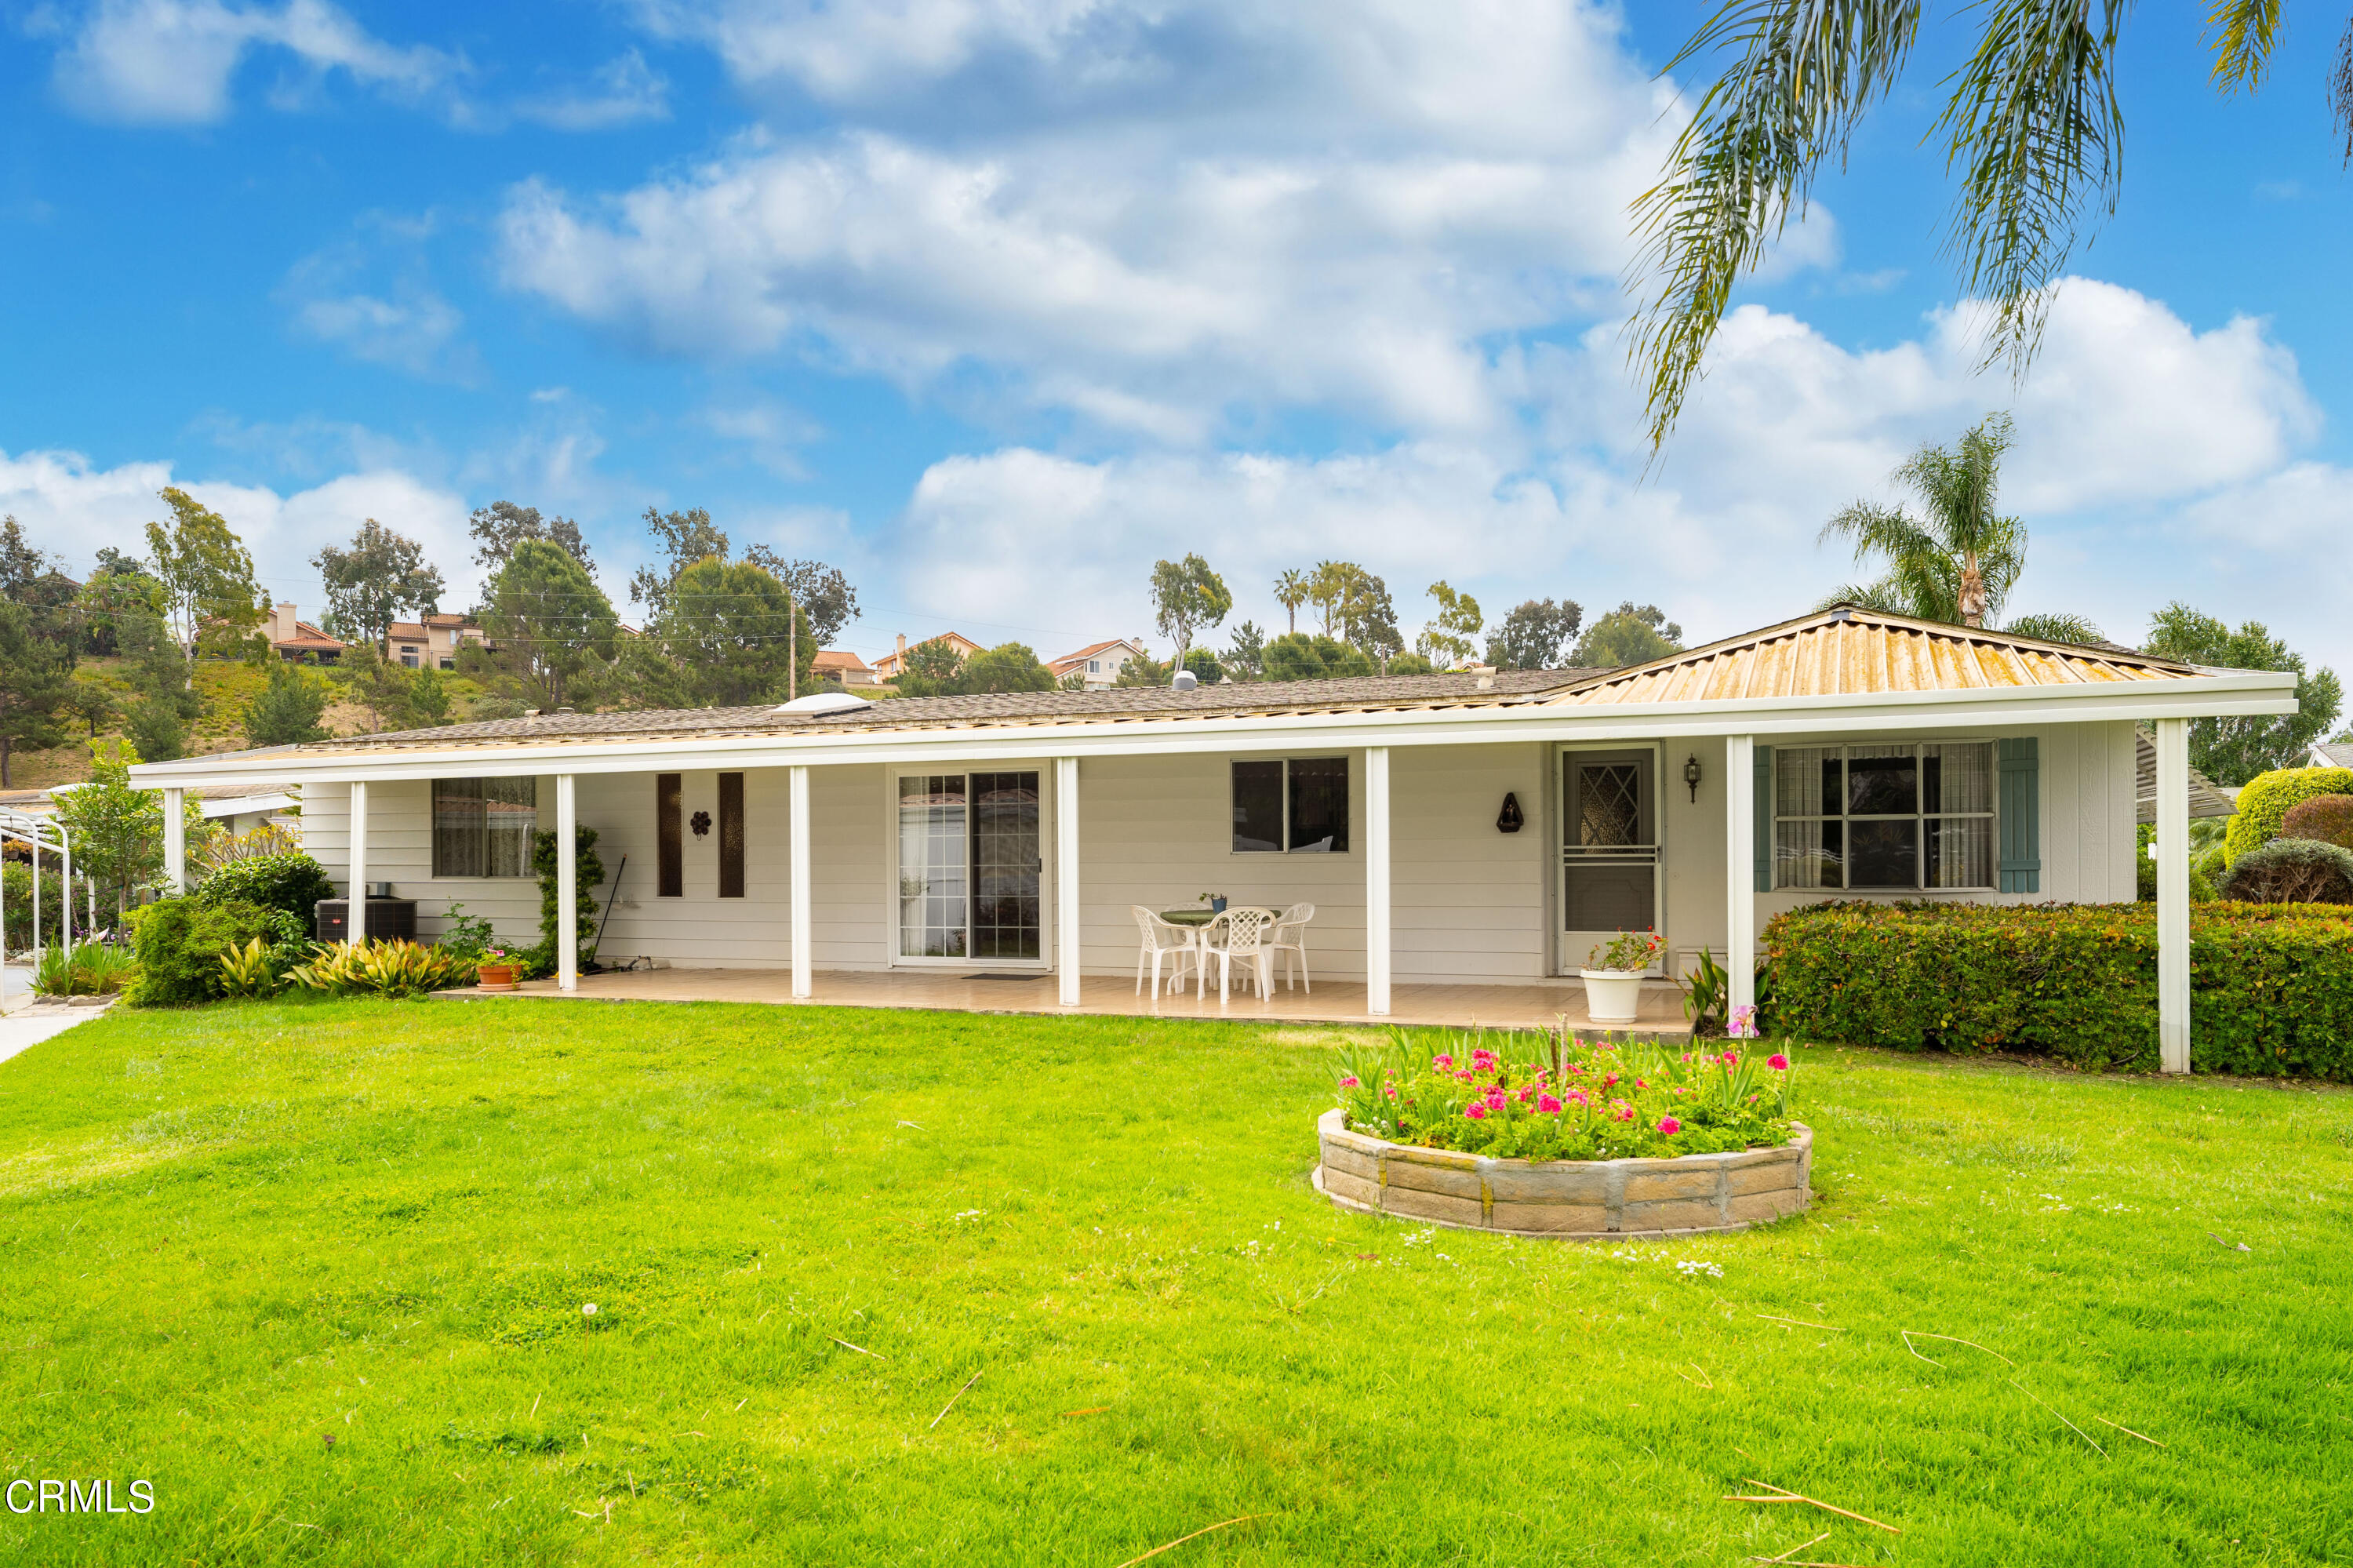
xmin=1496 ymin=792 xmax=1524 ymax=833
xmin=690 ymin=809 xmax=713 ymax=838
xmin=1682 ymin=754 xmax=1704 ymax=804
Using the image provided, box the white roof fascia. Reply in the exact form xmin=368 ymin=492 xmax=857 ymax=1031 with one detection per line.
xmin=125 ymin=668 xmax=2297 ymax=788
xmin=199 ymin=791 xmax=299 ymax=818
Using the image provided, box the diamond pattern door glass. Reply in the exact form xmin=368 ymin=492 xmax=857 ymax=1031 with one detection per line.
xmin=1577 ymin=764 xmax=1642 ymax=847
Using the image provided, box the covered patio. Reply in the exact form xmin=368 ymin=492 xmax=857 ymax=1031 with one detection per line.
xmin=445 ymin=965 xmax=1696 ymax=1034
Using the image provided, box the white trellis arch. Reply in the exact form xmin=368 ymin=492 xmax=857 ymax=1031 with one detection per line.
xmin=1 ymin=807 xmax=75 ymax=966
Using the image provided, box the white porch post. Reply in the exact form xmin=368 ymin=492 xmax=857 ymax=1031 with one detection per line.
xmin=58 ymin=831 xmax=72 ymax=960
xmin=790 ymin=765 xmax=813 ymax=1000
xmin=346 ymin=781 xmax=366 ymax=940
xmin=1055 ymin=756 xmax=1081 ymax=1007
xmin=1366 ymin=745 xmax=1391 ymax=1017
xmin=163 ymin=786 xmax=187 ymax=897
xmin=1725 ymin=735 xmax=1756 ymax=1021
xmin=556 ymin=773 xmax=578 ymax=991
xmin=2156 ymin=717 xmax=2191 ymax=1073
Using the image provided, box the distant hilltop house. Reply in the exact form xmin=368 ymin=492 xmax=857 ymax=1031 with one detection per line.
xmin=870 ymin=631 xmax=985 ymax=684
xmin=1049 ymin=638 xmax=1151 ymax=689
xmin=387 ymin=613 xmax=491 ymax=671
xmin=811 ymin=649 xmax=877 ymax=687
xmin=267 ymin=602 xmax=347 ymax=664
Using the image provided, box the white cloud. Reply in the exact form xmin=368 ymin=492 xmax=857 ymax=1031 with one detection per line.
xmin=1 ymin=446 xmax=482 ymax=614
xmin=499 ymin=0 xmax=1739 ymax=439
xmin=509 ymin=49 xmax=670 ymax=132
xmin=51 ymin=0 xmax=455 ymax=125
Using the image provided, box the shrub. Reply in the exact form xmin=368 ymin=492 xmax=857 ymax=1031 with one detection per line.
xmin=194 ymin=852 xmax=336 ymax=924
xmin=1332 ymin=1027 xmax=1793 ymax=1161
xmin=2282 ymin=794 xmax=2353 ymax=851
xmin=2218 ymin=839 xmax=2353 ymax=905
xmin=31 ymin=944 xmax=139 ymax=997
xmin=522 ymin=826 xmax=603 ymax=979
xmin=2224 ymin=767 xmax=2353 ymax=864
xmin=285 ymin=938 xmax=479 ymax=998
xmin=1762 ymin=900 xmax=2353 ymax=1078
xmin=127 ymin=897 xmax=302 ymax=1006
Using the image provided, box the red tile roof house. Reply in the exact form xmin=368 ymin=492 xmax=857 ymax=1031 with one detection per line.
xmin=386 ymin=613 xmax=490 ymax=671
xmin=1049 ymin=638 xmax=1152 ymax=689
xmin=265 ymin=602 xmax=347 ymax=664
xmin=870 ymin=631 xmax=984 ymax=684
xmin=811 ymin=650 xmax=878 ymax=687
xmin=133 ymin=608 xmax=2298 ymax=1075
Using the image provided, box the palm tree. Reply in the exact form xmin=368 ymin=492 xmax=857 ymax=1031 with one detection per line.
xmin=1272 ymin=569 xmax=1310 ymax=635
xmin=1819 ymin=413 xmax=2101 ymax=645
xmin=1630 ymin=3 xmax=2351 ymax=451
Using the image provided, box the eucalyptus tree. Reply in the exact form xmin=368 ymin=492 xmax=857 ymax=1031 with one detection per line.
xmin=1631 ymin=2 xmax=2351 ymax=449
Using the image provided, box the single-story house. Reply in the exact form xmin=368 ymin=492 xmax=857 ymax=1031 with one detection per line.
xmin=2312 ymin=740 xmax=2353 ymax=769
xmin=1050 ymin=638 xmax=1153 ymax=689
xmin=133 ymin=608 xmax=2298 ymax=1072
xmin=871 ymin=631 xmax=984 ymax=683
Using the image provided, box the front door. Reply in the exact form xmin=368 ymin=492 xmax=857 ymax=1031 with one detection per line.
xmin=1559 ymin=748 xmax=1661 ymax=973
xmin=896 ymin=771 xmax=1043 ymax=962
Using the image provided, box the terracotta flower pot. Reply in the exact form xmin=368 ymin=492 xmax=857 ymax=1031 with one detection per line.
xmin=475 ymin=963 xmax=519 ymax=991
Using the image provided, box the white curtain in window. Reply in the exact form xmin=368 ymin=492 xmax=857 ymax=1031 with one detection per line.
xmin=1774 ymin=820 xmax=1841 ymax=890
xmin=1923 ymin=742 xmax=1993 ymax=814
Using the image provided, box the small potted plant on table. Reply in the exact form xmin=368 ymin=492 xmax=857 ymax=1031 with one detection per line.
xmin=1580 ymin=929 xmax=1665 ymax=1026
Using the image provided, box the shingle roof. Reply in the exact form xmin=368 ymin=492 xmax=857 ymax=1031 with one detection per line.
xmin=1547 ymin=606 xmax=2200 ymax=707
xmin=2133 ymin=729 xmax=2238 ymax=824
xmin=184 ymin=668 xmax=1600 ymax=761
xmin=2315 ymin=741 xmax=2353 ymax=769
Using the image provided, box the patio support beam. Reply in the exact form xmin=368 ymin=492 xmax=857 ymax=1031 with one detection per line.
xmin=556 ymin=773 xmax=578 ymax=992
xmin=1055 ymin=757 xmax=1080 ymax=1007
xmin=1725 ymin=735 xmax=1756 ymax=1023
xmin=163 ymin=787 xmax=187 ymax=897
xmin=1366 ymin=745 xmax=1391 ymax=1017
xmin=2155 ymin=717 xmax=2191 ymax=1073
xmin=344 ymin=783 xmax=364 ymax=938
xmin=790 ymin=766 xmax=813 ymax=1000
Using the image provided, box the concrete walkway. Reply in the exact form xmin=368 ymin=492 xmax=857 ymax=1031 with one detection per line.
xmin=0 ymin=998 xmax=114 ymax=1065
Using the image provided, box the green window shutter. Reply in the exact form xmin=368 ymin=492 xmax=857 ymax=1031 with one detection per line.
xmin=1753 ymin=745 xmax=1773 ymax=893
xmin=1998 ymin=738 xmax=2040 ymax=894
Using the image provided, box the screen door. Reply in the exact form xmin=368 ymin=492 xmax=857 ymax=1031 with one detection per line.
xmin=1560 ymin=749 xmax=1660 ymax=971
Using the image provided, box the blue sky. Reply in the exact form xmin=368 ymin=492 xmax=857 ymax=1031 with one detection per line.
xmin=2 ymin=0 xmax=2348 ymax=679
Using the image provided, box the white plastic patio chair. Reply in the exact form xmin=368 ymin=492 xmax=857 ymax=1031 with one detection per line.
xmin=1200 ymin=906 xmax=1276 ymax=1001
xmin=1266 ymin=902 xmax=1315 ymax=993
xmin=1132 ymin=906 xmax=1201 ymax=996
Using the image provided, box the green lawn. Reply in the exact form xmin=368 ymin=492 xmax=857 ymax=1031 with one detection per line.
xmin=2 ymin=999 xmax=2350 ymax=1566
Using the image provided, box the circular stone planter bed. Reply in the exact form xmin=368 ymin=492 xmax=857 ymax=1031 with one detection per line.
xmin=1313 ymin=1108 xmax=1812 ymax=1239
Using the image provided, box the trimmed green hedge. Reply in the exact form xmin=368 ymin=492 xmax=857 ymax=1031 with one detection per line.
xmin=2224 ymin=767 xmax=2353 ymax=864
xmin=1762 ymin=900 xmax=2353 ymax=1079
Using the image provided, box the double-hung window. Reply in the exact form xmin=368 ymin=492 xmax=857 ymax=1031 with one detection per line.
xmin=1773 ymin=742 xmax=1995 ymax=890
xmin=1231 ymin=758 xmax=1349 ymax=853
xmin=431 ymin=777 xmax=536 ymax=877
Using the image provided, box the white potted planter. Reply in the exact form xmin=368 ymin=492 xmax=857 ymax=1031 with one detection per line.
xmin=1577 ymin=966 xmax=1647 ymax=1024
xmin=1579 ymin=930 xmax=1667 ymax=1026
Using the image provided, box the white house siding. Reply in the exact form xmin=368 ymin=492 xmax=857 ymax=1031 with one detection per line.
xmin=1068 ymin=744 xmax=1548 ymax=985
xmin=1657 ymin=719 xmax=2139 ymax=968
xmin=304 ymin=779 xmax=547 ymax=944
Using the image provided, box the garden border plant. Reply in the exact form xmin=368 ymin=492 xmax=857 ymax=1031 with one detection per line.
xmin=1315 ymin=1027 xmax=1809 ymax=1239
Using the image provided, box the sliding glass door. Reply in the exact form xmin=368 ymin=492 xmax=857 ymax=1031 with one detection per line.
xmin=896 ymin=771 xmax=1042 ymax=961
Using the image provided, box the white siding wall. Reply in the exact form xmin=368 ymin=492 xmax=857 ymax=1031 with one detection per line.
xmin=295 ymin=721 xmax=2132 ymax=983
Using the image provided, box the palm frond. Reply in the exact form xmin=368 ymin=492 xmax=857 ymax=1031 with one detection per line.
xmin=2331 ymin=13 xmax=2353 ymax=163
xmin=2002 ymin=611 xmax=2105 ymax=646
xmin=1813 ymin=580 xmax=1917 ymax=616
xmin=1935 ymin=0 xmax=2129 ymax=375
xmin=1627 ymin=1 xmax=1922 ymax=450
xmin=2206 ymin=0 xmax=2285 ymax=93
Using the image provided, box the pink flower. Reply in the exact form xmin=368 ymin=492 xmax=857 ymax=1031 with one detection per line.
xmin=1566 ymin=1090 xmax=1588 ymax=1108
xmin=1722 ymin=1051 xmax=1739 ymax=1065
xmin=1484 ymin=1088 xmax=1507 ymax=1110
xmin=1431 ymin=1055 xmax=1453 ymax=1069
xmin=1338 ymin=1075 xmax=1360 ymax=1088
xmin=1657 ymin=1116 xmax=1681 ymax=1136
xmin=1456 ymin=1070 xmax=1474 ymax=1082
xmin=1634 ymin=1079 xmax=1648 ymax=1090
xmin=1767 ymin=1053 xmax=1790 ymax=1071
xmin=1602 ymin=1074 xmax=1620 ymax=1089
xmin=1384 ymin=1085 xmax=1398 ymax=1098
xmin=1471 ymin=1048 xmax=1498 ymax=1070
xmin=1464 ymin=1103 xmax=1488 ymax=1120
xmin=1538 ymin=1093 xmax=1563 ymax=1113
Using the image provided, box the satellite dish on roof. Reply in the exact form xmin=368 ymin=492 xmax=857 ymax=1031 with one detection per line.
xmin=1171 ymin=670 xmax=1198 ymax=690
xmin=776 ymin=691 xmax=872 ymax=715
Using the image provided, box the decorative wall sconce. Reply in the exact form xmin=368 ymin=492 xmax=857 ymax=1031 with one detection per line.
xmin=690 ymin=809 xmax=713 ymax=838
xmin=1682 ymin=754 xmax=1704 ymax=803
xmin=1496 ymin=792 xmax=1524 ymax=833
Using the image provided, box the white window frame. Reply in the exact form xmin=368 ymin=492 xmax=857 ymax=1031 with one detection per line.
xmin=1228 ymin=756 xmax=1351 ymax=856
xmin=1771 ymin=739 xmax=2000 ymax=893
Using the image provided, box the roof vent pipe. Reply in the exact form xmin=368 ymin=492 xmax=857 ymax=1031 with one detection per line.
xmin=1171 ymin=670 xmax=1198 ymax=691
